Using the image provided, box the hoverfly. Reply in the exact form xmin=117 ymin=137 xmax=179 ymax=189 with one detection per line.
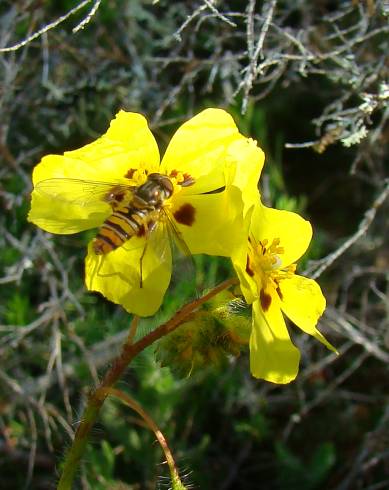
xmin=34 ymin=171 xmax=195 ymax=287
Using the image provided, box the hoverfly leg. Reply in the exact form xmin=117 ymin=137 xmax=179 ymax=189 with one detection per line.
xmin=139 ymin=241 xmax=147 ymax=289
xmin=138 ymin=221 xmax=157 ymax=288
xmin=90 ymin=253 xmax=105 ymax=288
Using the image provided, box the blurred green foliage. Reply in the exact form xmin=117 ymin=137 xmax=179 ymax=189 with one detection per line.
xmin=275 ymin=441 xmax=336 ymax=490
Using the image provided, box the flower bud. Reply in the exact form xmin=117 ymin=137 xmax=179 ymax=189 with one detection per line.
xmin=156 ymin=291 xmax=251 ymax=377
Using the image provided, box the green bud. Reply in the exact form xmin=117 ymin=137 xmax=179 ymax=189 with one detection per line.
xmin=156 ymin=292 xmax=251 ymax=377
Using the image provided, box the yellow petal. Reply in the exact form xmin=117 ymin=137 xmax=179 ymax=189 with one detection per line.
xmin=28 ymin=190 xmax=110 ymax=234
xmin=29 ymin=111 xmax=160 ymax=235
xmin=160 ymin=108 xmax=246 ymax=194
xmin=171 ymin=185 xmax=245 ymax=257
xmin=250 ymin=296 xmax=300 ymax=384
xmin=85 ymin=224 xmax=171 ymax=317
xmin=33 ymin=111 xmax=160 ymax=186
xmin=227 ymin=137 xmax=264 ymax=305
xmin=225 ymin=137 xmax=264 ymax=217
xmin=230 ymin=238 xmax=257 ymax=305
xmin=251 ymin=203 xmax=312 ymax=267
xmin=279 ymin=274 xmax=336 ymax=351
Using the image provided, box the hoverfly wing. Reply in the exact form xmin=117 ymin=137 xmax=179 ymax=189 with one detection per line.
xmin=161 ymin=207 xmax=194 ymax=259
xmin=34 ymin=178 xmax=135 ymax=208
xmin=160 ymin=207 xmax=197 ymax=296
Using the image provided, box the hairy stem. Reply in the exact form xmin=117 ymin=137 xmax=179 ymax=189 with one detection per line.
xmin=103 ymin=387 xmax=183 ymax=487
xmin=57 ymin=277 xmax=237 ymax=489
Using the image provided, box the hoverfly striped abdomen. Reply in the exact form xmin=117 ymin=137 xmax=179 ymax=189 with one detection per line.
xmin=93 ymin=173 xmax=174 ymax=255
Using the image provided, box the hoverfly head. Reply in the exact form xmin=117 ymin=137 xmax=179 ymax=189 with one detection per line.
xmin=148 ymin=173 xmax=174 ymax=200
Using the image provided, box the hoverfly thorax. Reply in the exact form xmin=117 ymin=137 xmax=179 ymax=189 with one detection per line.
xmin=132 ymin=173 xmax=174 ymax=209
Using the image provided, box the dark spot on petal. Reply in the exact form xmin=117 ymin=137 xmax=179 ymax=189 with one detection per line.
xmin=174 ymin=203 xmax=196 ymax=226
xmin=136 ymin=224 xmax=146 ymax=237
xmin=260 ymin=288 xmax=272 ymax=312
xmin=246 ymin=255 xmax=254 ymax=277
xmin=276 ymin=285 xmax=283 ymax=300
xmin=169 ymin=169 xmax=179 ymax=178
xmin=125 ymin=168 xmax=136 ymax=179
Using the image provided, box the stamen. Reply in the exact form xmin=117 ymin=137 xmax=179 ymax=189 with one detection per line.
xmin=275 ymin=285 xmax=283 ymax=300
xmin=124 ymin=164 xmax=150 ymax=185
xmin=125 ymin=168 xmax=136 ymax=179
xmin=247 ymin=236 xmax=297 ymax=302
xmin=168 ymin=169 xmax=195 ymax=187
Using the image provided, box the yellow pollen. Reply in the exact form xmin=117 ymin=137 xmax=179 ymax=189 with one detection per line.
xmin=255 ymin=238 xmax=284 ymax=271
xmin=170 ymin=175 xmax=184 ymax=196
xmin=172 ymin=171 xmax=185 ymax=185
xmin=137 ymin=169 xmax=149 ymax=184
xmin=126 ymin=165 xmax=150 ymax=186
xmin=259 ymin=238 xmax=284 ymax=257
xmin=168 ymin=170 xmax=192 ymax=197
xmin=249 ymin=238 xmax=296 ymax=291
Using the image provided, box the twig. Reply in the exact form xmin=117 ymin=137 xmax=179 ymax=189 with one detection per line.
xmin=301 ymin=351 xmax=369 ymax=416
xmin=24 ymin=407 xmax=37 ymax=490
xmin=72 ymin=0 xmax=103 ymax=33
xmin=0 ymin=369 xmax=54 ymax=453
xmin=306 ymin=180 xmax=389 ymax=279
xmin=325 ymin=307 xmax=389 ymax=363
xmin=202 ymin=0 xmax=236 ymax=28
xmin=283 ymin=350 xmax=369 ymax=440
xmin=239 ymin=0 xmax=277 ymax=113
xmin=336 ymin=405 xmax=389 ymax=490
xmin=173 ymin=0 xmax=236 ymax=42
xmin=173 ymin=3 xmax=207 ymax=41
xmin=0 ymin=1 xmax=92 ymax=53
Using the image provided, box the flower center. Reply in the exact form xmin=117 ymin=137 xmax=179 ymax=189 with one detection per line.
xmin=123 ymin=166 xmax=197 ymax=227
xmin=168 ymin=169 xmax=195 ymax=188
xmin=247 ymin=238 xmax=296 ymax=310
xmin=124 ymin=167 xmax=194 ymax=198
xmin=255 ymin=238 xmax=284 ymax=272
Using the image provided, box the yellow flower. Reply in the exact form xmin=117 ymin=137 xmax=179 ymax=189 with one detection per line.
xmin=232 ymin=203 xmax=335 ymax=384
xmin=29 ymin=109 xmax=264 ymax=316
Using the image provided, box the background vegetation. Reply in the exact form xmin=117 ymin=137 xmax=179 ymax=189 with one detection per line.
xmin=0 ymin=1 xmax=388 ymax=488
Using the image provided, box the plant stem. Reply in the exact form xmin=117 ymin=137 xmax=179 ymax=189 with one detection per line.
xmin=103 ymin=387 xmax=183 ymax=487
xmin=57 ymin=277 xmax=237 ymax=489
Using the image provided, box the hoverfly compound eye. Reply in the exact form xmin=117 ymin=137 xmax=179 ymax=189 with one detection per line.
xmin=147 ymin=173 xmax=160 ymax=180
xmin=163 ymin=178 xmax=174 ymax=197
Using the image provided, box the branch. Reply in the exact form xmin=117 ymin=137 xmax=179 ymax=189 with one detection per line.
xmin=0 ymin=0 xmax=98 ymax=53
xmin=306 ymin=180 xmax=389 ymax=279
